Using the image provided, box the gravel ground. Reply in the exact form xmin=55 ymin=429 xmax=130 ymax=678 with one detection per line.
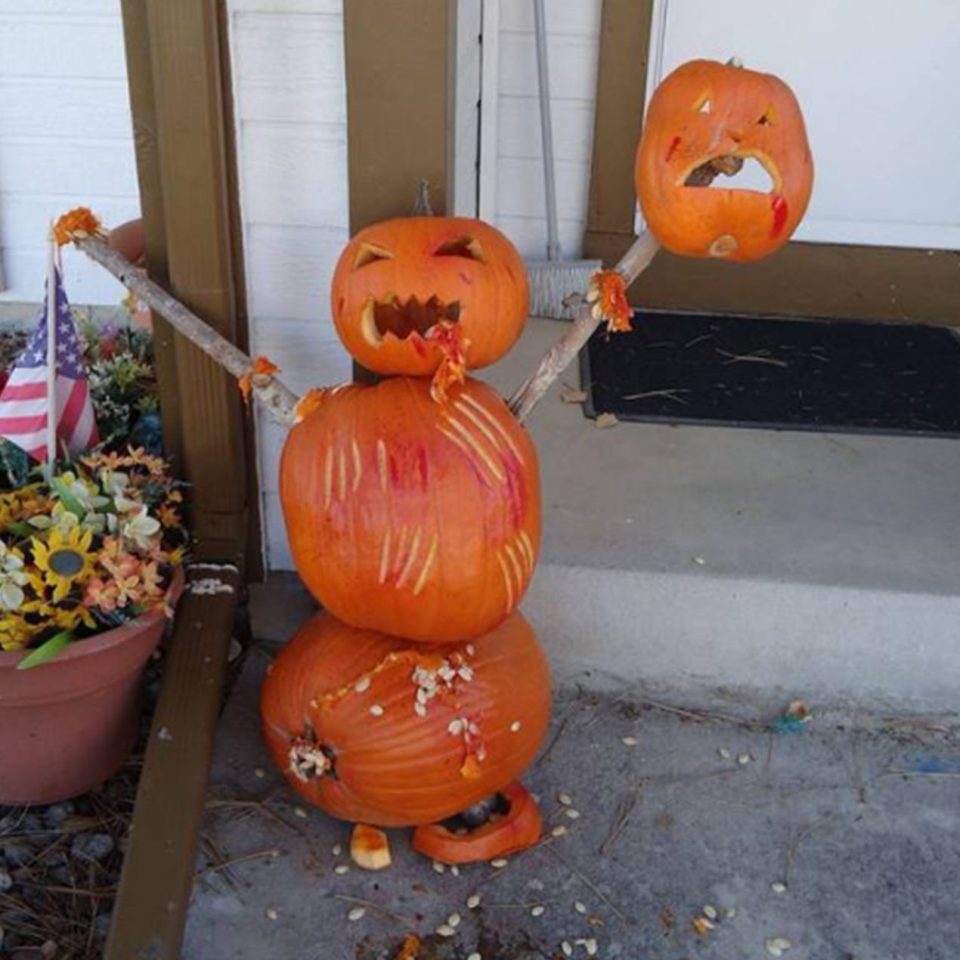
xmin=183 ymin=648 xmax=960 ymax=960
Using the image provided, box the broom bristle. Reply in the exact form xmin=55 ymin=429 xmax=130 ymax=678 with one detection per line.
xmin=526 ymin=260 xmax=602 ymax=320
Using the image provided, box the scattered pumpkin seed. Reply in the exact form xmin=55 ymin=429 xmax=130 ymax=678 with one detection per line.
xmin=551 ymin=825 xmax=568 ymax=838
xmin=765 ymin=937 xmax=792 ymax=957
xmin=490 ymin=858 xmax=508 ymax=868
xmin=692 ymin=555 xmax=706 ymax=566
xmin=332 ymin=843 xmax=342 ymax=856
xmin=531 ymin=905 xmax=545 ymax=917
xmin=265 ymin=908 xmax=278 ymax=920
xmin=558 ymin=792 xmax=573 ymax=806
xmin=334 ymin=864 xmax=349 ymax=875
xmin=771 ymin=881 xmax=787 ymax=894
xmin=293 ymin=806 xmax=308 ymax=819
xmin=703 ymin=904 xmax=718 ymax=920
xmin=726 ymin=907 xmax=737 ymax=919
xmin=561 ymin=941 xmax=573 ymax=957
xmin=436 ymin=924 xmax=456 ymax=938
xmin=510 ymin=721 xmax=522 ymax=732
xmin=468 ymin=954 xmax=481 ymax=960
xmin=369 ymin=704 xmax=384 ymax=717
xmin=578 ymin=938 xmax=598 ymax=957
xmin=254 ymin=767 xmax=266 ymax=779
xmin=621 ymin=735 xmax=638 ymax=746
xmin=354 ymin=676 xmax=371 ymax=693
xmin=718 ymin=748 xmax=732 ymax=760
xmin=448 ymin=912 xmax=461 ymax=928
xmin=564 ymin=808 xmax=581 ymax=820
xmin=737 ymin=752 xmax=752 ymax=764
xmin=347 ymin=907 xmax=366 ymax=922
xmin=467 ymin=893 xmax=481 ymax=909
xmin=574 ymin=901 xmax=587 ymax=914
xmin=451 ymin=865 xmax=460 ymax=876
xmin=432 ymin=861 xmax=446 ymax=874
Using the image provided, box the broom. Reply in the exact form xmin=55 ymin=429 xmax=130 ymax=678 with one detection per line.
xmin=525 ymin=0 xmax=601 ymax=320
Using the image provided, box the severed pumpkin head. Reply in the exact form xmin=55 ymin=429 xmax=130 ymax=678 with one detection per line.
xmin=636 ymin=59 xmax=813 ymax=262
xmin=331 ymin=216 xmax=529 ymax=376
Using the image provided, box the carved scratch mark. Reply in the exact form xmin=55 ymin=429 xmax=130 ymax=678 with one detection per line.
xmin=413 ymin=534 xmax=439 ymax=596
xmin=518 ymin=530 xmax=535 ymax=572
xmin=496 ymin=550 xmax=515 ymax=614
xmin=460 ymin=392 xmax=523 ymax=461
xmin=503 ymin=541 xmax=525 ymax=594
xmin=352 ymin=439 xmax=362 ymax=492
xmin=377 ymin=439 xmax=388 ymax=493
xmin=445 ymin=415 xmax=505 ymax=482
xmin=323 ymin=445 xmax=334 ymax=510
xmin=392 ymin=525 xmax=409 ymax=578
xmin=396 ymin=526 xmax=422 ymax=589
xmin=378 ymin=528 xmax=392 ymax=585
xmin=338 ymin=449 xmax=347 ymax=502
xmin=438 ymin=426 xmax=494 ymax=488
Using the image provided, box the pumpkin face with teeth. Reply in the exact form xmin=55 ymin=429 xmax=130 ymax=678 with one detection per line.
xmin=636 ymin=59 xmax=813 ymax=262
xmin=331 ymin=217 xmax=529 ymax=376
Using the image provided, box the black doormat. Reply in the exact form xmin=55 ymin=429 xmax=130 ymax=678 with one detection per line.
xmin=580 ymin=311 xmax=960 ymax=437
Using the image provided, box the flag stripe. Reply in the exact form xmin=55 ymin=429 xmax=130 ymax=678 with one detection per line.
xmin=0 ymin=381 xmax=47 ymax=401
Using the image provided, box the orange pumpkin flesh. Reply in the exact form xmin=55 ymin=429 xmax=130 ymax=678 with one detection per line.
xmin=350 ymin=823 xmax=392 ymax=870
xmin=331 ymin=217 xmax=529 ymax=376
xmin=260 ymin=611 xmax=551 ymax=828
xmin=411 ymin=781 xmax=542 ymax=864
xmin=636 ymin=59 xmax=813 ymax=262
xmin=280 ymin=376 xmax=540 ymax=643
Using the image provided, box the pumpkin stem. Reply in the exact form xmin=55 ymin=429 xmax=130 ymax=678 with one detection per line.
xmin=726 ymin=55 xmax=744 ymax=68
xmin=414 ymin=179 xmax=434 ymax=216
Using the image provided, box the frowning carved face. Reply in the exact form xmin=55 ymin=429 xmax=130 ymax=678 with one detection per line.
xmin=636 ymin=59 xmax=813 ymax=262
xmin=331 ymin=217 xmax=529 ymax=376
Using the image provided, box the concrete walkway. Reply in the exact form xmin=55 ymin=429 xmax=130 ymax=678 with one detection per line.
xmin=184 ymin=640 xmax=960 ymax=960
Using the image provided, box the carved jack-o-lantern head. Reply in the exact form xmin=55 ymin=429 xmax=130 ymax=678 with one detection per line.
xmin=636 ymin=59 xmax=813 ymax=262
xmin=331 ymin=217 xmax=529 ymax=376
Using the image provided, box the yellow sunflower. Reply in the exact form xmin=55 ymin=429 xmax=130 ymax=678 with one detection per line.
xmin=31 ymin=526 xmax=96 ymax=602
xmin=0 ymin=614 xmax=33 ymax=652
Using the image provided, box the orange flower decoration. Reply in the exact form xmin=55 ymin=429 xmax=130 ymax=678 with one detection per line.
xmin=426 ymin=320 xmax=470 ymax=404
xmin=586 ymin=269 xmax=633 ymax=333
xmin=238 ymin=355 xmax=280 ymax=403
xmin=53 ymin=207 xmax=103 ymax=247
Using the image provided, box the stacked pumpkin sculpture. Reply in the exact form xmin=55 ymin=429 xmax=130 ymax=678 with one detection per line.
xmin=262 ymin=215 xmax=550 ymax=862
xmin=259 ymin=57 xmax=813 ymax=865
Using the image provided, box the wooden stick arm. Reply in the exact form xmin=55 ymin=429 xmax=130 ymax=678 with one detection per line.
xmin=73 ymin=234 xmax=300 ymax=426
xmin=508 ymin=231 xmax=660 ymax=422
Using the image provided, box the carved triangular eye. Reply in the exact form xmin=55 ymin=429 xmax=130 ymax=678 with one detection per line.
xmin=434 ymin=237 xmax=485 ymax=263
xmin=353 ymin=242 xmax=394 ymax=270
xmin=758 ymin=105 xmax=777 ymax=126
xmin=693 ymin=91 xmax=712 ymax=114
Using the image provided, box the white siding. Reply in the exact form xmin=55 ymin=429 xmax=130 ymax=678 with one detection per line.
xmin=227 ymin=0 xmax=352 ymax=571
xmin=481 ymin=0 xmax=602 ymax=260
xmin=0 ymin=0 xmax=138 ymax=304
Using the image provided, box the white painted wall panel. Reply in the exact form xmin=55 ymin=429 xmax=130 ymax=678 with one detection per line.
xmin=483 ymin=0 xmax=603 ymax=260
xmin=228 ymin=0 xmax=351 ymax=570
xmin=0 ymin=3 xmax=137 ymax=304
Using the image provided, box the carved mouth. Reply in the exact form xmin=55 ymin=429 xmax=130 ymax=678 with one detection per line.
xmin=683 ymin=153 xmax=777 ymax=193
xmin=360 ymin=295 xmax=461 ymax=346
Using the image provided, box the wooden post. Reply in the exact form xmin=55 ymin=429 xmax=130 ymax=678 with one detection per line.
xmin=120 ymin=0 xmax=257 ymax=569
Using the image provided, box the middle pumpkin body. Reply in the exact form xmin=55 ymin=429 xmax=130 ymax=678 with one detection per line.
xmin=280 ymin=376 xmax=540 ymax=643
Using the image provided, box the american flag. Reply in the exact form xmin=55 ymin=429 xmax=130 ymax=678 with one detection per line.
xmin=0 ymin=265 xmax=98 ymax=462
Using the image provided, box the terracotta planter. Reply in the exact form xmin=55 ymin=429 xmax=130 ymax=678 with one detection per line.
xmin=0 ymin=568 xmax=184 ymax=805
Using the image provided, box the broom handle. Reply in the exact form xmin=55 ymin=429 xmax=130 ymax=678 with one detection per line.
xmin=73 ymin=235 xmax=300 ymax=425
xmin=534 ymin=0 xmax=560 ymax=262
xmin=508 ymin=231 xmax=661 ymax=423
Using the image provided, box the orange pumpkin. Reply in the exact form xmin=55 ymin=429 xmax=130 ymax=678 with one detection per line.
xmin=280 ymin=377 xmax=540 ymax=643
xmin=411 ymin=781 xmax=542 ymax=864
xmin=636 ymin=59 xmax=813 ymax=262
xmin=330 ymin=217 xmax=529 ymax=376
xmin=260 ymin=611 xmax=551 ymax=827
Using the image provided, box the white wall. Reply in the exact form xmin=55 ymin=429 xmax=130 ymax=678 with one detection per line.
xmin=480 ymin=0 xmax=602 ymax=260
xmin=0 ymin=0 xmax=138 ymax=305
xmin=227 ymin=0 xmax=353 ymax=570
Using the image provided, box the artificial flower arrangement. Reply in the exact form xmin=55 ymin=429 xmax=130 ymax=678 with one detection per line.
xmin=0 ymin=317 xmax=161 ymax=491
xmin=0 ymin=446 xmax=188 ymax=668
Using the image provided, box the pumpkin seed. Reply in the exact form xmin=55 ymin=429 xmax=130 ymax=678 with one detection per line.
xmin=347 ymin=907 xmax=366 ymax=922
xmin=467 ymin=893 xmax=481 ymax=909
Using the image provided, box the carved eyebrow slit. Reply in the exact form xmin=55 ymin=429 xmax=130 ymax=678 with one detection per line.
xmin=434 ymin=236 xmax=485 ymax=263
xmin=353 ymin=242 xmax=394 ymax=270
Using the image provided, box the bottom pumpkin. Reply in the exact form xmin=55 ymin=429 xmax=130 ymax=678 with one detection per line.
xmin=260 ymin=610 xmax=551 ymax=827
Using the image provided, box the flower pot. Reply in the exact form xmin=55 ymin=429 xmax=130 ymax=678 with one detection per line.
xmin=0 ymin=568 xmax=184 ymax=805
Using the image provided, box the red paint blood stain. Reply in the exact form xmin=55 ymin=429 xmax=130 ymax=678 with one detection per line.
xmin=770 ymin=194 xmax=788 ymax=238
xmin=459 ymin=272 xmax=473 ymax=285
xmin=389 ymin=454 xmax=401 ymax=490
xmin=501 ymin=453 xmax=526 ymax=529
xmin=411 ymin=334 xmax=427 ymax=358
xmin=665 ymin=136 xmax=682 ymax=162
xmin=416 ymin=447 xmax=429 ymax=490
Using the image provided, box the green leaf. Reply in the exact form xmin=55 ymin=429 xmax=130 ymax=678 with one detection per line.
xmin=17 ymin=630 xmax=74 ymax=670
xmin=6 ymin=522 xmax=34 ymax=539
xmin=50 ymin=477 xmax=85 ymax=518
